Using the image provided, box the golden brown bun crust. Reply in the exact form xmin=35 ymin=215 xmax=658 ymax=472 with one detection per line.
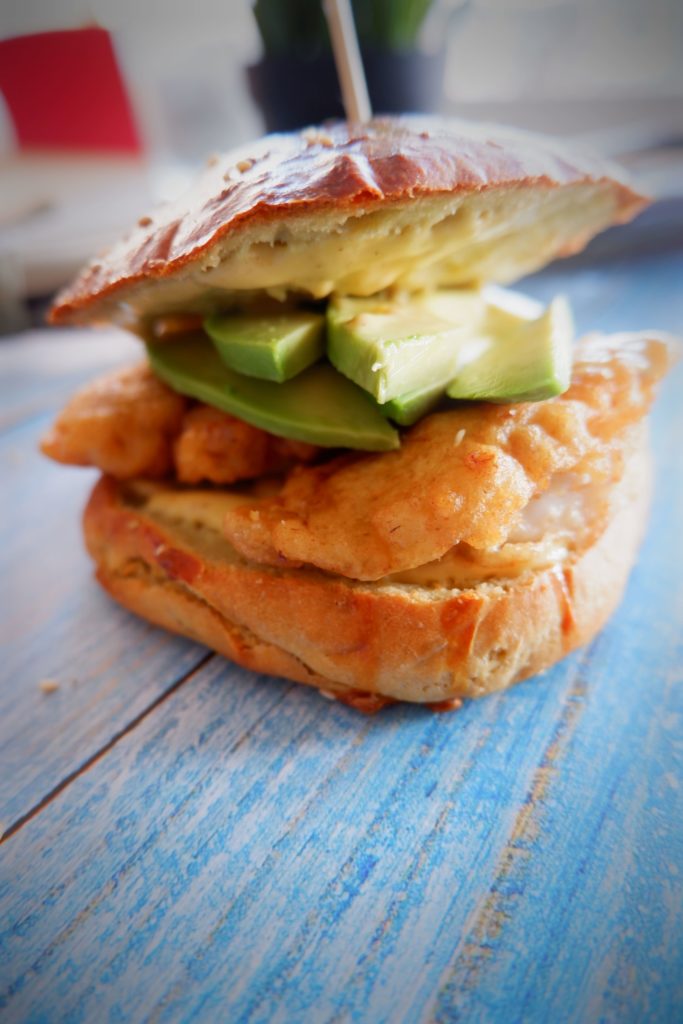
xmin=50 ymin=117 xmax=645 ymax=325
xmin=83 ymin=443 xmax=651 ymax=710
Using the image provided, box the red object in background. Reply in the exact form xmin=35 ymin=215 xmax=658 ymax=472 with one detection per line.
xmin=0 ymin=27 xmax=142 ymax=153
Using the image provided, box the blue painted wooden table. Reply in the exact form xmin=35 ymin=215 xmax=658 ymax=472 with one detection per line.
xmin=1 ymin=233 xmax=682 ymax=1023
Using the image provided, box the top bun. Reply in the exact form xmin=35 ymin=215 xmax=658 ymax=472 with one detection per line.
xmin=50 ymin=117 xmax=646 ymax=326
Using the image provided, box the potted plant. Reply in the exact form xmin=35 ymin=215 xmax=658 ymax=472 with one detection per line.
xmin=248 ymin=0 xmax=444 ymax=131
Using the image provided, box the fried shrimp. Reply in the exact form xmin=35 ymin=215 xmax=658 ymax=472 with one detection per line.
xmin=41 ymin=364 xmax=319 ymax=484
xmin=41 ymin=363 xmax=185 ymax=479
xmin=174 ymin=406 xmax=318 ymax=484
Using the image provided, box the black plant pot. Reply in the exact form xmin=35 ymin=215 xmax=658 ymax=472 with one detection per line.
xmin=248 ymin=47 xmax=445 ymax=132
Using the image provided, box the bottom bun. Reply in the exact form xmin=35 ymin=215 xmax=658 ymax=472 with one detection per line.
xmin=83 ymin=440 xmax=651 ymax=711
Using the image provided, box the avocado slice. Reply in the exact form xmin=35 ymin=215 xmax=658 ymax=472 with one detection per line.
xmin=204 ymin=310 xmax=325 ymax=383
xmin=147 ymin=333 xmax=399 ymax=451
xmin=327 ymin=291 xmax=486 ymax=404
xmin=447 ymin=296 xmax=573 ymax=403
xmin=380 ymin=379 xmax=447 ymax=426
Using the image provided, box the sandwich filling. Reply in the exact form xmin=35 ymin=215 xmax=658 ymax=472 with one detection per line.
xmin=42 ymin=317 xmax=675 ymax=588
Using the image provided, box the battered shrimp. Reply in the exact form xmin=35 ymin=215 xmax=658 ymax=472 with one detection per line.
xmin=41 ymin=363 xmax=186 ymax=478
xmin=174 ymin=405 xmax=318 ymax=484
xmin=42 ymin=363 xmax=320 ymax=483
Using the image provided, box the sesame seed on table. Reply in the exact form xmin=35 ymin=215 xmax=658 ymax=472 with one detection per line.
xmin=0 ymin=235 xmax=682 ymax=1023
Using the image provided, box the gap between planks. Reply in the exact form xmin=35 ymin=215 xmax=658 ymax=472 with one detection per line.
xmin=0 ymin=652 xmax=215 ymax=846
xmin=429 ymin=648 xmax=593 ymax=1018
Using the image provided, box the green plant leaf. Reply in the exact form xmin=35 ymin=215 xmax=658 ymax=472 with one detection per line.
xmin=253 ymin=0 xmax=434 ymax=55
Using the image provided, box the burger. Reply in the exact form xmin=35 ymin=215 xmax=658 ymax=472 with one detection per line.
xmin=42 ymin=118 xmax=678 ymax=712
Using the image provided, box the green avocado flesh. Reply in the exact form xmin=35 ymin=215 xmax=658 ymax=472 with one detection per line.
xmin=380 ymin=379 xmax=448 ymax=426
xmin=446 ymin=296 xmax=573 ymax=403
xmin=147 ymin=333 xmax=399 ymax=451
xmin=328 ymin=289 xmax=573 ymax=415
xmin=204 ymin=310 xmax=325 ymax=382
xmin=327 ymin=291 xmax=487 ymax=404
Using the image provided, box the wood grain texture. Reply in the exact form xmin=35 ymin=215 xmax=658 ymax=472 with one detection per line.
xmin=0 ymin=402 xmax=208 ymax=831
xmin=0 ymin=241 xmax=682 ymax=1023
xmin=0 ymin=583 xmax=680 ymax=1022
xmin=0 ymin=328 xmax=139 ymax=432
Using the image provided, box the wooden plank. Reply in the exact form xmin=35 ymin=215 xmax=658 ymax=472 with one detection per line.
xmin=0 ymin=414 xmax=210 ymax=829
xmin=0 ymin=650 xmax=591 ymax=1021
xmin=0 ymin=328 xmax=139 ymax=433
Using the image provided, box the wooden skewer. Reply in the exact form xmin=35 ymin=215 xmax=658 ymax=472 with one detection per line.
xmin=323 ymin=0 xmax=372 ymax=123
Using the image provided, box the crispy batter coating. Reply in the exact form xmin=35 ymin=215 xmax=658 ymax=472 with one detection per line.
xmin=221 ymin=333 xmax=677 ymax=581
xmin=41 ymin=363 xmax=318 ymax=484
xmin=174 ymin=406 xmax=318 ymax=484
xmin=41 ymin=363 xmax=186 ymax=478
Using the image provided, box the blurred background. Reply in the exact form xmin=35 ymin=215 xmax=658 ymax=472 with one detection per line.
xmin=1 ymin=0 xmax=682 ymax=334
